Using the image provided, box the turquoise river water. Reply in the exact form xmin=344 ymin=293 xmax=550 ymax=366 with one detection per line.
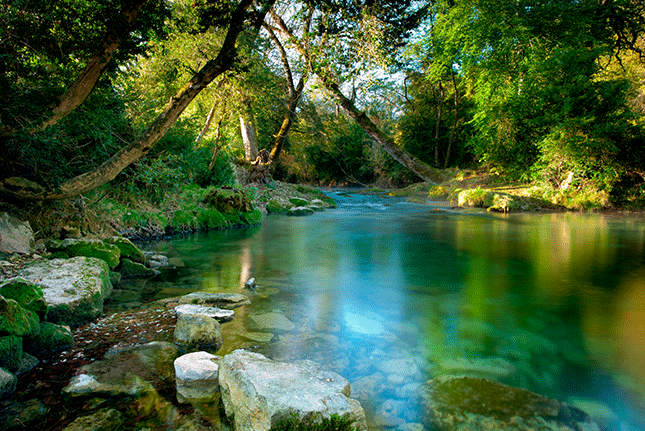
xmin=125 ymin=190 xmax=645 ymax=430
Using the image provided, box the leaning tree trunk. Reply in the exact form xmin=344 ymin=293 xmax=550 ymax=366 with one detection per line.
xmin=269 ymin=9 xmax=447 ymax=185
xmin=323 ymin=80 xmax=448 ymax=185
xmin=0 ymin=0 xmax=273 ymax=201
xmin=196 ymin=102 xmax=218 ymax=144
xmin=445 ymin=66 xmax=459 ymax=169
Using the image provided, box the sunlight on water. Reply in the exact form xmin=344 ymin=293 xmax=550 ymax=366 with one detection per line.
xmin=132 ymin=191 xmax=645 ymax=430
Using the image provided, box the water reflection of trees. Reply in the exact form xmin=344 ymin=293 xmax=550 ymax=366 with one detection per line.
xmin=412 ymin=212 xmax=645 ymax=416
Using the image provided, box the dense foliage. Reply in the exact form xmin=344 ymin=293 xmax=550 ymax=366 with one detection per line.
xmin=0 ymin=0 xmax=644 ymax=205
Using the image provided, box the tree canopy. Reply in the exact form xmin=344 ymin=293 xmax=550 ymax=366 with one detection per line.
xmin=0 ymin=0 xmax=644 ymax=204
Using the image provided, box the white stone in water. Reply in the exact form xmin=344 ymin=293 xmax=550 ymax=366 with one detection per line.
xmin=174 ymin=351 xmax=220 ymax=401
xmin=175 ymin=303 xmax=235 ymax=322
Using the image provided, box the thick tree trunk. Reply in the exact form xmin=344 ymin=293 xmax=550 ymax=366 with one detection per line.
xmin=240 ymin=115 xmax=259 ymax=162
xmin=0 ymin=0 xmax=272 ymax=201
xmin=36 ymin=0 xmax=149 ymax=132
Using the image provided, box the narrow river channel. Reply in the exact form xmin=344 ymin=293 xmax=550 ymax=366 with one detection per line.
xmin=118 ymin=190 xmax=645 ymax=430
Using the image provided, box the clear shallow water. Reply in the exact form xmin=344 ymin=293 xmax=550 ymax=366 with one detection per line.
xmin=119 ymin=190 xmax=645 ymax=430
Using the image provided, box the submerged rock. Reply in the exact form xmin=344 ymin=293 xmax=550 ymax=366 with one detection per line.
xmin=118 ymin=258 xmax=160 ymax=278
xmin=63 ymin=341 xmax=180 ymax=400
xmin=18 ymin=257 xmax=113 ymax=327
xmin=422 ymin=376 xmax=600 ymax=431
xmin=0 ymin=398 xmax=47 ymax=429
xmin=438 ymin=357 xmax=516 ymax=380
xmin=61 ymin=408 xmax=124 ymax=431
xmin=0 ymin=364 xmax=17 ymax=398
xmin=23 ymin=321 xmax=73 ymax=357
xmin=219 ymin=350 xmax=367 ymax=431
xmin=247 ymin=311 xmax=295 ymax=333
xmin=287 ymin=206 xmax=315 ymax=216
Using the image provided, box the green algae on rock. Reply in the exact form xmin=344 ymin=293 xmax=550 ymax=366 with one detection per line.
xmin=18 ymin=257 xmax=113 ymax=327
xmin=45 ymin=238 xmax=121 ymax=269
xmin=422 ymin=376 xmax=600 ymax=431
xmin=0 ymin=277 xmax=47 ymax=320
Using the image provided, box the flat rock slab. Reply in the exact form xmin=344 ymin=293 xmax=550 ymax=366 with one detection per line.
xmin=18 ymin=257 xmax=112 ymax=327
xmin=63 ymin=341 xmax=180 ymax=400
xmin=175 ymin=303 xmax=235 ymax=322
xmin=422 ymin=376 xmax=600 ymax=431
xmin=178 ymin=292 xmax=251 ymax=309
xmin=219 ymin=350 xmax=367 ymax=431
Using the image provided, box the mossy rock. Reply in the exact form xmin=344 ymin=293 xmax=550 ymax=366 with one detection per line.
xmin=204 ymin=188 xmax=254 ymax=213
xmin=266 ymin=198 xmax=292 ymax=214
xmin=288 ymin=197 xmax=309 ymax=207
xmin=422 ymin=376 xmax=598 ymax=431
xmin=287 ymin=207 xmax=316 ymax=216
xmin=23 ymin=322 xmax=73 ymax=357
xmin=0 ymin=277 xmax=47 ymax=320
xmin=105 ymin=236 xmax=145 ymax=264
xmin=0 ymin=295 xmax=33 ymax=337
xmin=119 ymin=258 xmax=160 ymax=279
xmin=428 ymin=186 xmax=450 ymax=199
xmin=195 ymin=207 xmax=227 ymax=229
xmin=46 ymin=238 xmax=121 ymax=269
xmin=0 ymin=335 xmax=23 ymax=370
xmin=59 ymin=408 xmax=124 ymax=431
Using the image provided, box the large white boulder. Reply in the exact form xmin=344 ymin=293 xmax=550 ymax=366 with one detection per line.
xmin=219 ymin=350 xmax=367 ymax=431
xmin=18 ymin=257 xmax=112 ymax=326
xmin=174 ymin=351 xmax=221 ymax=402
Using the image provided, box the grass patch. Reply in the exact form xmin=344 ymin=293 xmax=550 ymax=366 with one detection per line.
xmin=270 ymin=413 xmax=357 ymax=431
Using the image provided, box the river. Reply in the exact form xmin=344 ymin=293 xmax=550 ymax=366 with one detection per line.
xmin=119 ymin=190 xmax=645 ymax=430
